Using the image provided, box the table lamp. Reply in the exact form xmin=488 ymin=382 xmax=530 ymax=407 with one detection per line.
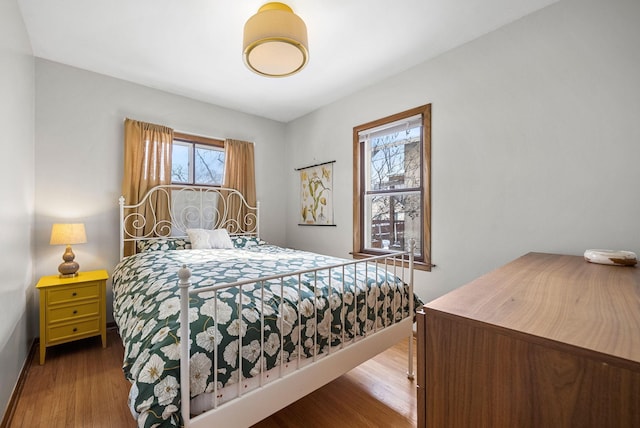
xmin=50 ymin=223 xmax=87 ymax=277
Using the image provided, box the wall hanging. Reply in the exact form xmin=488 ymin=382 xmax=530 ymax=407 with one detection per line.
xmin=297 ymin=160 xmax=335 ymax=226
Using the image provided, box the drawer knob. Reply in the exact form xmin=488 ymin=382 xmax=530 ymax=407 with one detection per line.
xmin=72 ymin=292 xmax=77 ymax=297
xmin=73 ymin=327 xmax=78 ymax=332
xmin=73 ymin=310 xmax=78 ymax=315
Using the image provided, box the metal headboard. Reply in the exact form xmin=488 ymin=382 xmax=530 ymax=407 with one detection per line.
xmin=119 ymin=184 xmax=259 ymax=259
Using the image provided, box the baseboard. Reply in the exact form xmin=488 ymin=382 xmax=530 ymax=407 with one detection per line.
xmin=0 ymin=338 xmax=37 ymax=428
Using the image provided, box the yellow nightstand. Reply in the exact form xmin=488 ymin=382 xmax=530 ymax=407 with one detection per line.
xmin=36 ymin=269 xmax=109 ymax=365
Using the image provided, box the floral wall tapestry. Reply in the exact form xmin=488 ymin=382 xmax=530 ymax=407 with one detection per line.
xmin=298 ymin=161 xmax=335 ymax=226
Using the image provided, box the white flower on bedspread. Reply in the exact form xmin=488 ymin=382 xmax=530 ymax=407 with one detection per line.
xmin=299 ymin=299 xmax=314 ymax=318
xmin=129 ymin=342 xmax=141 ymax=359
xmin=304 ymin=318 xmax=316 ymax=337
xmin=132 ymin=318 xmax=145 ymax=338
xmin=237 ymin=292 xmax=253 ymax=306
xmin=317 ymin=309 xmax=332 ymax=338
xmin=161 ymin=405 xmax=178 ymax=421
xmin=278 ymin=303 xmax=296 ymax=336
xmin=136 ymin=397 xmax=153 ymax=427
xmin=139 ymin=354 xmax=165 ymax=384
xmin=242 ymin=340 xmax=261 ymax=363
xmin=158 ymin=297 xmax=180 ymax=319
xmin=392 ymin=294 xmax=402 ymax=317
xmin=196 ymin=326 xmax=222 ymax=352
xmin=227 ymin=318 xmax=247 ymax=337
xmin=343 ymin=291 xmax=354 ymax=305
xmin=249 ymin=356 xmax=265 ymax=377
xmin=314 ymin=296 xmax=327 ymax=310
xmin=155 ymin=291 xmax=172 ymax=303
xmin=141 ymin=319 xmax=158 ymax=341
xmin=133 ymin=294 xmax=147 ymax=313
xmin=346 ymin=310 xmax=356 ymax=329
xmin=272 ymin=283 xmax=300 ymax=303
xmin=130 ymin=349 xmax=151 ymax=380
xmin=151 ymin=326 xmax=171 ymax=344
xmin=161 ymin=342 xmax=180 ymax=360
xmin=367 ymin=287 xmax=379 ymax=309
xmin=264 ymin=333 xmax=280 ymax=356
xmin=242 ymin=307 xmax=260 ymax=323
xmin=290 ymin=326 xmax=301 ymax=346
xmin=200 ymin=299 xmax=233 ymax=324
xmin=224 ymin=339 xmax=239 ymax=367
xmin=329 ymin=294 xmax=341 ymax=310
xmin=190 ymin=353 xmax=212 ymax=396
xmin=358 ymin=306 xmax=367 ymax=322
xmin=154 ymin=375 xmax=179 ymax=406
xmin=304 ymin=338 xmax=320 ymax=355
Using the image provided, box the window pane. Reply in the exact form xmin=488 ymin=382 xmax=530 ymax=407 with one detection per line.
xmin=364 ymin=191 xmax=422 ymax=256
xmin=194 ymin=145 xmax=225 ymax=185
xmin=172 ymin=143 xmax=191 ymax=183
xmin=367 ymin=126 xmax=421 ymax=191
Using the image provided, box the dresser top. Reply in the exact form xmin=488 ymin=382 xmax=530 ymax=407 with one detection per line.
xmin=36 ymin=269 xmax=109 ymax=288
xmin=425 ymin=252 xmax=640 ymax=365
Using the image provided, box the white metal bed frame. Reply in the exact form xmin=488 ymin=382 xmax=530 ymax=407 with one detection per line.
xmin=118 ymin=185 xmax=415 ymax=428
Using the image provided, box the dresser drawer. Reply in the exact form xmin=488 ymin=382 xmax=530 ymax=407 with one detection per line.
xmin=47 ymin=281 xmax=100 ymax=305
xmin=48 ymin=300 xmax=100 ymax=323
xmin=47 ymin=317 xmax=101 ymax=343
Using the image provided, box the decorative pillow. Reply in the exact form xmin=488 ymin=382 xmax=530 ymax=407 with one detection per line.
xmin=186 ymin=228 xmax=234 ymax=250
xmin=208 ymin=229 xmax=234 ymax=249
xmin=186 ymin=229 xmax=212 ymax=249
xmin=232 ymin=236 xmax=265 ymax=248
xmin=137 ymin=238 xmax=191 ymax=252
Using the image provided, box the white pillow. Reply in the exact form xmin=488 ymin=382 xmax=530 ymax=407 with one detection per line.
xmin=208 ymin=228 xmax=234 ymax=249
xmin=186 ymin=228 xmax=234 ymax=250
xmin=186 ymin=229 xmax=211 ymax=249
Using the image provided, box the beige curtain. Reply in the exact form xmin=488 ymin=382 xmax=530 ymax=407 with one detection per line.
xmin=221 ymin=139 xmax=256 ymax=232
xmin=122 ymin=118 xmax=174 ymax=256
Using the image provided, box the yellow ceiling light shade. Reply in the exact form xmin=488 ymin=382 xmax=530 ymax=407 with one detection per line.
xmin=243 ymin=2 xmax=309 ymax=78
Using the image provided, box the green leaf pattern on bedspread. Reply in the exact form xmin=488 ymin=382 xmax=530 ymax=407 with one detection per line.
xmin=112 ymin=245 xmax=419 ymax=428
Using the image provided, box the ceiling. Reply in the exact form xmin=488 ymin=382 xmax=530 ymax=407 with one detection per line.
xmin=18 ymin=0 xmax=557 ymax=123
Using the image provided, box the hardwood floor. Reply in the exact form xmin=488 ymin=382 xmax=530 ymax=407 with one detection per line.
xmin=6 ymin=330 xmax=132 ymax=428
xmin=6 ymin=329 xmax=417 ymax=427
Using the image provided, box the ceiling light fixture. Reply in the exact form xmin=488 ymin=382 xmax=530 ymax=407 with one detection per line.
xmin=243 ymin=2 xmax=309 ymax=78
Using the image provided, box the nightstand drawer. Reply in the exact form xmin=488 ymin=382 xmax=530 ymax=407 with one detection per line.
xmin=47 ymin=281 xmax=100 ymax=304
xmin=48 ymin=318 xmax=101 ymax=343
xmin=48 ymin=300 xmax=100 ymax=323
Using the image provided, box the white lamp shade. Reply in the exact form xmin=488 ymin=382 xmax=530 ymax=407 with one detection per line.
xmin=243 ymin=2 xmax=309 ymax=77
xmin=50 ymin=223 xmax=87 ymax=245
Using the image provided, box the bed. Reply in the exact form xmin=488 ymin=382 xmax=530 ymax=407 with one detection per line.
xmin=114 ymin=184 xmax=419 ymax=428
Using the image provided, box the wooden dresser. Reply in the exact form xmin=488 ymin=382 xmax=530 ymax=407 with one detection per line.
xmin=416 ymin=252 xmax=640 ymax=427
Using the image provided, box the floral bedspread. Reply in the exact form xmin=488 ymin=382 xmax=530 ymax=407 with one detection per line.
xmin=112 ymin=245 xmax=418 ymax=427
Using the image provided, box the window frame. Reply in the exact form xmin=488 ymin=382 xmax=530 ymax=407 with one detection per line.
xmin=172 ymin=132 xmax=225 ymax=187
xmin=352 ymin=104 xmax=432 ymax=271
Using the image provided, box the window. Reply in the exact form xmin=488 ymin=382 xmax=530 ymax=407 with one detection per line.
xmin=353 ymin=104 xmax=431 ymax=270
xmin=171 ymin=132 xmax=225 ymax=186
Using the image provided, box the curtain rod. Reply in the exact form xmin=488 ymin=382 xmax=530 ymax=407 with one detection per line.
xmin=294 ymin=160 xmax=336 ymax=171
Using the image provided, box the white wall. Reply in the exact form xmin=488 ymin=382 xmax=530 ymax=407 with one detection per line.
xmin=0 ymin=0 xmax=35 ymax=417
xmin=34 ymin=60 xmax=288 ymax=322
xmin=285 ymin=0 xmax=640 ymax=303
